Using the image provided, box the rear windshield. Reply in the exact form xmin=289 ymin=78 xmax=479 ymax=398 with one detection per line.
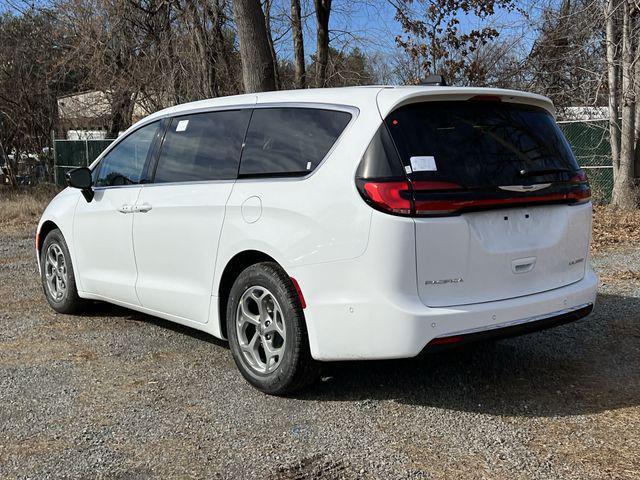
xmin=385 ymin=101 xmax=579 ymax=187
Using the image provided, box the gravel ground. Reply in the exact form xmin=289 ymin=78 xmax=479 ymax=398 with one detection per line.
xmin=1 ymin=224 xmax=639 ymax=479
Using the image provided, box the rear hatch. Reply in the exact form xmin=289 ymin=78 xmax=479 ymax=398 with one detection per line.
xmin=356 ymin=97 xmax=591 ymax=307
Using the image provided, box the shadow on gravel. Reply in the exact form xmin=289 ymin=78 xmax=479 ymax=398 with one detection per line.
xmin=76 ymin=301 xmax=228 ymax=349
xmin=298 ymin=292 xmax=640 ymax=417
xmin=74 ymin=293 xmax=639 ymax=417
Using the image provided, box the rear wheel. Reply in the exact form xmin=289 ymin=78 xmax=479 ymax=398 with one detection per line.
xmin=40 ymin=229 xmax=86 ymax=314
xmin=226 ymin=262 xmax=317 ymax=395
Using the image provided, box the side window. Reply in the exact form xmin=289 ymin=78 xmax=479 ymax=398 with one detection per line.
xmin=154 ymin=109 xmax=251 ymax=183
xmin=239 ymin=107 xmax=352 ymax=176
xmin=94 ymin=121 xmax=159 ymax=187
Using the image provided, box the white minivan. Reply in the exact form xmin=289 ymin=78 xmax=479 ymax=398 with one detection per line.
xmin=37 ymin=86 xmax=597 ymax=394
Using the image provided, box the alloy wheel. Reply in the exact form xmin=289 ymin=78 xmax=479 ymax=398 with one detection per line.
xmin=235 ymin=286 xmax=287 ymax=374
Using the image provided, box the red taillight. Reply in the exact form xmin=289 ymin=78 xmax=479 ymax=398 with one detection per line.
xmin=569 ymin=169 xmax=591 ymax=202
xmin=570 ymin=169 xmax=588 ymax=183
xmin=359 ymin=172 xmax=590 ymax=217
xmin=411 ymin=180 xmax=462 ymax=190
xmin=362 ymin=181 xmax=412 ymax=214
xmin=412 ymin=181 xmax=465 ymax=215
xmin=415 ymin=192 xmax=591 ymax=215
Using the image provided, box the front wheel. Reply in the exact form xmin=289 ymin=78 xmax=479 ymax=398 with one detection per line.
xmin=226 ymin=262 xmax=318 ymax=395
xmin=40 ymin=228 xmax=86 ymax=314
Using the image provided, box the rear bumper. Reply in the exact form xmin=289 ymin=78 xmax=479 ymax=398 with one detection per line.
xmin=300 ymin=266 xmax=598 ymax=361
xmin=423 ymin=303 xmax=593 ymax=353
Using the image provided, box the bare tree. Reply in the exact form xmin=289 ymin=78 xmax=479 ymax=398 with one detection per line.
xmin=605 ymin=0 xmax=639 ymax=208
xmin=291 ymin=0 xmax=306 ymax=88
xmin=391 ymin=0 xmax=516 ymax=84
xmin=263 ymin=0 xmax=281 ymax=88
xmin=314 ymin=0 xmax=331 ymax=87
xmin=232 ymin=0 xmax=277 ymax=93
xmin=606 ymin=0 xmax=621 ymax=177
xmin=526 ymin=0 xmax=605 ymax=112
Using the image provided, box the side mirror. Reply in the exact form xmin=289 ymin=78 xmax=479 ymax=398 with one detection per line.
xmin=65 ymin=167 xmax=94 ymax=202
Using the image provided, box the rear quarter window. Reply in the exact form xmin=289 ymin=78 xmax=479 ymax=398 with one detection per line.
xmin=239 ymin=107 xmax=352 ymax=177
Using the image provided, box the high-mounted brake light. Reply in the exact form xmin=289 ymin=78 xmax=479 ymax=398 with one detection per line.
xmin=468 ymin=95 xmax=502 ymax=102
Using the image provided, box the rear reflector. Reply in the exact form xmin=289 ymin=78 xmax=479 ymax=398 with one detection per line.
xmin=429 ymin=336 xmax=463 ymax=345
xmin=290 ymin=277 xmax=306 ymax=309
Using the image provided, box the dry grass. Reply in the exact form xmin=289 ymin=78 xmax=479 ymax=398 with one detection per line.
xmin=0 ymin=184 xmax=59 ymax=230
xmin=592 ymin=205 xmax=640 ymax=253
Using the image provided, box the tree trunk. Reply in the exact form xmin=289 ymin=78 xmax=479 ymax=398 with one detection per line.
xmin=605 ymin=0 xmax=621 ymax=174
xmin=263 ymin=0 xmax=280 ymax=89
xmin=611 ymin=0 xmax=638 ymax=208
xmin=185 ymin=0 xmax=216 ymax=98
xmin=232 ymin=0 xmax=277 ymax=93
xmin=108 ymin=90 xmax=133 ymax=139
xmin=208 ymin=0 xmax=234 ymax=95
xmin=314 ymin=0 xmax=331 ymax=87
xmin=635 ymin=32 xmax=640 ymax=178
xmin=291 ymin=0 xmax=306 ymax=88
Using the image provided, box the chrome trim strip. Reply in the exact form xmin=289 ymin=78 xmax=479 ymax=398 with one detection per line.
xmin=435 ymin=303 xmax=592 ymax=338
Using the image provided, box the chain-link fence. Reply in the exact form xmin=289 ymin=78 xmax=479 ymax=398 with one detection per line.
xmin=53 ymin=139 xmax=113 ymax=187
xmin=558 ymin=119 xmax=612 ymax=204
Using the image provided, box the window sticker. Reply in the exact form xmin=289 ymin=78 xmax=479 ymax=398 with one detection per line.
xmin=176 ymin=120 xmax=189 ymax=132
xmin=410 ymin=156 xmax=437 ymax=172
xmin=306 ymin=161 xmax=312 ymax=170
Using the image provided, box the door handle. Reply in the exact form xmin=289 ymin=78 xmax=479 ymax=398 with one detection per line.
xmin=118 ymin=204 xmax=133 ymax=214
xmin=136 ymin=203 xmax=152 ymax=213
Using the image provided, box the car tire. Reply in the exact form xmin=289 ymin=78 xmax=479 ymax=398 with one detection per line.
xmin=226 ymin=262 xmax=318 ymax=395
xmin=40 ymin=228 xmax=86 ymax=314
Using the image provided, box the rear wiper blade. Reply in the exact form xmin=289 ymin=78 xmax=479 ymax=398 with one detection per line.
xmin=518 ymin=168 xmax=571 ymax=178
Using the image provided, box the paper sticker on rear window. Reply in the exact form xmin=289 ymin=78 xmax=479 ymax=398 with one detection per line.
xmin=410 ymin=156 xmax=437 ymax=172
xmin=176 ymin=120 xmax=189 ymax=132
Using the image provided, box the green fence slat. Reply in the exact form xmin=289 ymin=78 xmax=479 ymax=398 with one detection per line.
xmin=87 ymin=140 xmax=114 ymax=163
xmin=55 ymin=141 xmax=88 ymax=167
xmin=54 ymin=139 xmax=115 ymax=187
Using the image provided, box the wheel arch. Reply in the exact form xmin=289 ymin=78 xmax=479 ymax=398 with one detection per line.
xmin=37 ymin=220 xmax=60 ymax=257
xmin=217 ymin=250 xmax=281 ymax=339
